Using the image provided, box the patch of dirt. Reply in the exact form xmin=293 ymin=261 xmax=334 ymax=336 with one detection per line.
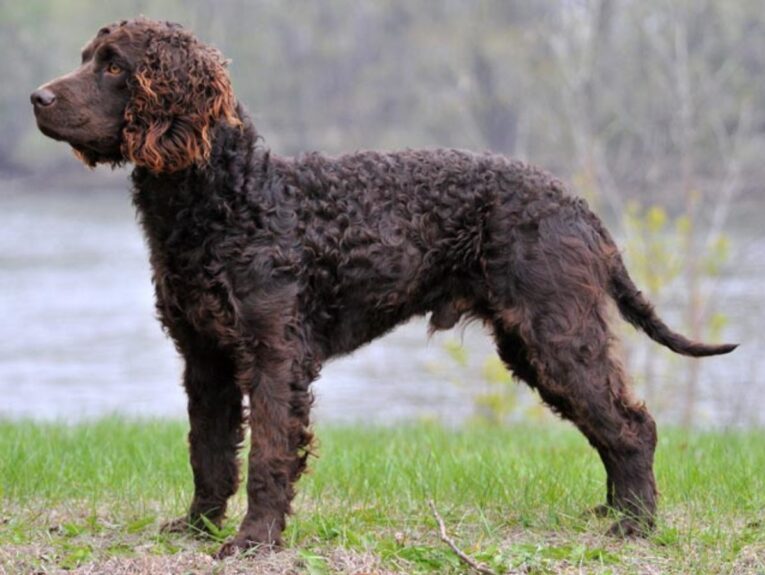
xmin=0 ymin=545 xmax=403 ymax=575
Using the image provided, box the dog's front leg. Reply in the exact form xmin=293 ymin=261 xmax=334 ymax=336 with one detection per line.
xmin=216 ymin=346 xmax=314 ymax=557
xmin=162 ymin=340 xmax=245 ymax=534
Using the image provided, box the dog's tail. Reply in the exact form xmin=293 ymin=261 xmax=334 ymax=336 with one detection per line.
xmin=596 ymin=221 xmax=737 ymax=357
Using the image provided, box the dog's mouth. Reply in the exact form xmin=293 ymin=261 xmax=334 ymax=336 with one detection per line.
xmin=34 ymin=113 xmax=90 ymax=143
xmin=36 ymin=114 xmax=125 ymax=167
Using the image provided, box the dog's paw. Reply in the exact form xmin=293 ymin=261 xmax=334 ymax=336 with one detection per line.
xmin=160 ymin=516 xmax=195 ymax=534
xmin=213 ymin=521 xmax=283 ymax=559
xmin=606 ymin=517 xmax=652 ymax=538
xmin=585 ymin=504 xmax=615 ymax=518
xmin=160 ymin=515 xmax=220 ymax=536
xmin=214 ymin=536 xmax=279 ymax=559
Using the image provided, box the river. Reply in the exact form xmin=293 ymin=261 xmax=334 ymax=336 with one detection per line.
xmin=1 ymin=177 xmax=762 ymax=426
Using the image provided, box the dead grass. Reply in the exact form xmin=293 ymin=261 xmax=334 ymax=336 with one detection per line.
xmin=2 ymin=502 xmax=763 ymax=575
xmin=0 ymin=545 xmax=401 ymax=575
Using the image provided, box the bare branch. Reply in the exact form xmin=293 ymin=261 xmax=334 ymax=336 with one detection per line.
xmin=428 ymin=500 xmax=498 ymax=575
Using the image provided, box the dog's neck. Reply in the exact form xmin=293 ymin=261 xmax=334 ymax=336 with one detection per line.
xmin=130 ymin=106 xmax=270 ymax=242
xmin=132 ymin=107 xmax=266 ymax=195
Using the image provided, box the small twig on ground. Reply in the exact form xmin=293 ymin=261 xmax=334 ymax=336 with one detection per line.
xmin=427 ymin=499 xmax=497 ymax=575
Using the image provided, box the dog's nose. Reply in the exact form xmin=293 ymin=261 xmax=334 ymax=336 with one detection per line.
xmin=30 ymin=88 xmax=56 ymax=108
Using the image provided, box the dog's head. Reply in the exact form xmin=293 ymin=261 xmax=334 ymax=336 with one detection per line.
xmin=31 ymin=18 xmax=240 ymax=173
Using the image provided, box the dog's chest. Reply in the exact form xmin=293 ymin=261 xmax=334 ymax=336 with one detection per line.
xmin=137 ymin=196 xmax=244 ymax=345
xmin=151 ymin=239 xmax=244 ymax=345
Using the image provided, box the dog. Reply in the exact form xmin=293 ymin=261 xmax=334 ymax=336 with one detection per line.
xmin=31 ymin=17 xmax=736 ymax=556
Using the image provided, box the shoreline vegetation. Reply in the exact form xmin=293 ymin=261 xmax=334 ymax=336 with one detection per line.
xmin=1 ymin=419 xmax=763 ymax=574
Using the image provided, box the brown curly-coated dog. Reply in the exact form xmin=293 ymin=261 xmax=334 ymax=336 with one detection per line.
xmin=31 ymin=18 xmax=736 ymax=556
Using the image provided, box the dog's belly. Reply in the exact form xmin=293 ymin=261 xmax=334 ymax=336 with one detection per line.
xmin=308 ymin=254 xmax=479 ymax=359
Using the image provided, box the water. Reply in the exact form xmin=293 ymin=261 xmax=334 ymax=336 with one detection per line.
xmin=1 ymin=177 xmax=763 ymax=426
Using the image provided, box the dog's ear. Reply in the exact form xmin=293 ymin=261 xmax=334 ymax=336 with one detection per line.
xmin=122 ymin=30 xmax=240 ymax=173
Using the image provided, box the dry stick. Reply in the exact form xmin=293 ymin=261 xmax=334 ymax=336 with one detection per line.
xmin=427 ymin=500 xmax=497 ymax=575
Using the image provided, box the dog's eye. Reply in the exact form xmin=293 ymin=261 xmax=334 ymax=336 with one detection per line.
xmin=105 ymin=63 xmax=123 ymax=76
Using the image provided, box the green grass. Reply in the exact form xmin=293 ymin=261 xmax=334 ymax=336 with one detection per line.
xmin=1 ymin=419 xmax=764 ymax=574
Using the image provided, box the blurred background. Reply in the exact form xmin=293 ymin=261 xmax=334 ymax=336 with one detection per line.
xmin=0 ymin=0 xmax=763 ymax=427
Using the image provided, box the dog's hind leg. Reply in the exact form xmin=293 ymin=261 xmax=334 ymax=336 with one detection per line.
xmin=494 ymin=305 xmax=658 ymax=536
xmin=492 ymin=323 xmax=617 ymax=513
xmin=162 ymin=338 xmax=244 ymax=534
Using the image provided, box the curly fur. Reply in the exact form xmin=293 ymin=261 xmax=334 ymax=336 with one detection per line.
xmin=122 ymin=23 xmax=240 ymax=172
xmin=31 ymin=17 xmax=736 ymax=556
